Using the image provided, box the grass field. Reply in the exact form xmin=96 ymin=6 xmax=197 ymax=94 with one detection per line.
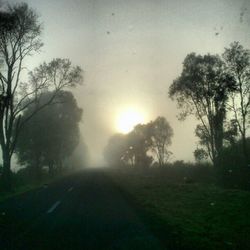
xmin=107 ymin=167 xmax=250 ymax=250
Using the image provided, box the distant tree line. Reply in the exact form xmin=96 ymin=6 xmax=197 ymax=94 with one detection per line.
xmin=104 ymin=116 xmax=173 ymax=168
xmin=0 ymin=3 xmax=87 ymax=189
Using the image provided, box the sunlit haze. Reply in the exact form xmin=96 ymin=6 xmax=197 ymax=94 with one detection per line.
xmin=116 ymin=108 xmax=146 ymax=134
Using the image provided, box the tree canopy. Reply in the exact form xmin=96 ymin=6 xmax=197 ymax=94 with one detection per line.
xmin=169 ymin=53 xmax=235 ymax=166
xmin=15 ymin=91 xmax=82 ymax=177
xmin=223 ymin=41 xmax=250 ymax=165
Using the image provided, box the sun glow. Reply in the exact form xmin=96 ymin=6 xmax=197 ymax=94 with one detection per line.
xmin=116 ymin=108 xmax=146 ymax=134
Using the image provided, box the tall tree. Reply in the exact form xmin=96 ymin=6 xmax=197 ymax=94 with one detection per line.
xmin=0 ymin=3 xmax=83 ymax=189
xmin=127 ymin=124 xmax=153 ymax=168
xmin=223 ymin=42 xmax=250 ymax=165
xmin=104 ymin=125 xmax=153 ymax=168
xmin=149 ymin=116 xmax=173 ymax=166
xmin=15 ymin=91 xmax=82 ymax=178
xmin=169 ymin=53 xmax=235 ymax=166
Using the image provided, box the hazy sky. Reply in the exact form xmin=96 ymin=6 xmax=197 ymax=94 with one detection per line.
xmin=9 ymin=0 xmax=250 ymax=165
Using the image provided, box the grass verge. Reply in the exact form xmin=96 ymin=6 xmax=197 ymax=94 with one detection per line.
xmin=107 ymin=168 xmax=250 ymax=250
xmin=0 ymin=172 xmax=70 ymax=203
xmin=0 ymin=178 xmax=52 ymax=203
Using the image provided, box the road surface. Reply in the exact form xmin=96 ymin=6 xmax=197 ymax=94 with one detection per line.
xmin=0 ymin=169 xmax=164 ymax=250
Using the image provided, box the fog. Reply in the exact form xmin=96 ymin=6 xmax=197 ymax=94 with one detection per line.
xmin=9 ymin=0 xmax=250 ymax=166
xmin=1 ymin=2 xmax=250 ymax=247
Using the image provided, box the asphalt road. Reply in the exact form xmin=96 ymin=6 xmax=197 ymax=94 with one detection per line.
xmin=0 ymin=169 xmax=164 ymax=250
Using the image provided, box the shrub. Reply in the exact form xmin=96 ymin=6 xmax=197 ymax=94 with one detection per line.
xmin=218 ymin=138 xmax=250 ymax=189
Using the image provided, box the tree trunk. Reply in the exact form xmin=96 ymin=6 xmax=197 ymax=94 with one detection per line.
xmin=34 ymin=154 xmax=42 ymax=180
xmin=159 ymin=148 xmax=164 ymax=167
xmin=35 ymin=164 xmax=41 ymax=181
xmin=214 ymin=122 xmax=223 ymax=168
xmin=48 ymin=161 xmax=54 ymax=176
xmin=213 ymin=103 xmax=225 ymax=168
xmin=242 ymin=134 xmax=249 ymax=167
xmin=2 ymin=150 xmax=12 ymax=190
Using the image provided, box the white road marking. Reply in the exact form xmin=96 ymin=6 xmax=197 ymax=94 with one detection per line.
xmin=47 ymin=201 xmax=61 ymax=214
xmin=68 ymin=187 xmax=74 ymax=192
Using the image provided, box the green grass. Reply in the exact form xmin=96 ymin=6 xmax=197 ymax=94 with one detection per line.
xmin=107 ymin=168 xmax=250 ymax=250
xmin=0 ymin=180 xmax=48 ymax=203
xmin=0 ymin=172 xmax=66 ymax=203
xmin=0 ymin=168 xmax=78 ymax=203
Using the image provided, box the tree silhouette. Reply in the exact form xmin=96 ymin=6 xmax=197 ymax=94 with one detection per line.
xmin=127 ymin=124 xmax=153 ymax=168
xmin=149 ymin=117 xmax=173 ymax=166
xmin=104 ymin=117 xmax=173 ymax=168
xmin=15 ymin=91 xmax=82 ymax=178
xmin=0 ymin=3 xmax=83 ymax=189
xmin=169 ymin=53 xmax=235 ymax=167
xmin=223 ymin=42 xmax=250 ymax=165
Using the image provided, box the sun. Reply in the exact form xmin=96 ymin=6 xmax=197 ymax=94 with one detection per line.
xmin=116 ymin=108 xmax=145 ymax=134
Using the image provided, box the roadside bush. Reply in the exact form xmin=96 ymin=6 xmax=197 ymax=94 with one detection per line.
xmin=166 ymin=162 xmax=215 ymax=184
xmin=124 ymin=161 xmax=215 ymax=185
xmin=218 ymin=139 xmax=250 ymax=189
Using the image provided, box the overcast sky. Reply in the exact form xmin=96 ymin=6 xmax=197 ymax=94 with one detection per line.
xmin=9 ymin=0 xmax=250 ymax=165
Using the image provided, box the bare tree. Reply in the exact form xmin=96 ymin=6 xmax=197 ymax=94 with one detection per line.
xmin=0 ymin=3 xmax=83 ymax=189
